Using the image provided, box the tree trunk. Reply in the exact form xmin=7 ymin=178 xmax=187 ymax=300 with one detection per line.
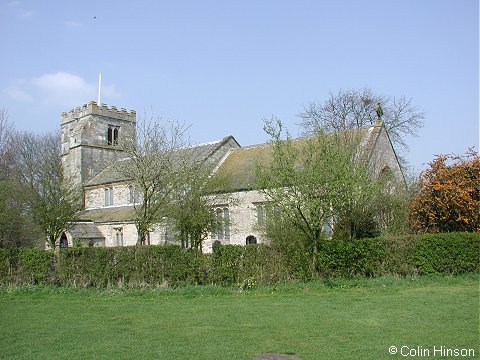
xmin=312 ymin=230 xmax=320 ymax=276
xmin=49 ymin=235 xmax=57 ymax=256
xmin=137 ymin=227 xmax=145 ymax=245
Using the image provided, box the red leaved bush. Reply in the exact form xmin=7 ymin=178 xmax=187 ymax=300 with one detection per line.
xmin=410 ymin=149 xmax=480 ymax=233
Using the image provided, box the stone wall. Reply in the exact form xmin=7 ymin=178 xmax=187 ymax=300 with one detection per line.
xmin=368 ymin=126 xmax=404 ymax=181
xmin=85 ymin=183 xmax=133 ymax=209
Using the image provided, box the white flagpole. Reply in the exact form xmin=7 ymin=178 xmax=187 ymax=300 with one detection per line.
xmin=97 ymin=73 xmax=102 ymax=105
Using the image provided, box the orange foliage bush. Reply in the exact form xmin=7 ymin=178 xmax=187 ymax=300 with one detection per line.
xmin=410 ymin=149 xmax=480 ymax=233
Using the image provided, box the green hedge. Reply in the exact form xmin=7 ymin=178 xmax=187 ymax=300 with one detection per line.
xmin=415 ymin=232 xmax=480 ymax=275
xmin=0 ymin=248 xmax=52 ymax=285
xmin=318 ymin=237 xmax=387 ymax=277
xmin=57 ymin=245 xmax=211 ymax=288
xmin=210 ymin=244 xmax=293 ymax=286
xmin=318 ymin=232 xmax=479 ymax=277
xmin=0 ymin=232 xmax=478 ymax=287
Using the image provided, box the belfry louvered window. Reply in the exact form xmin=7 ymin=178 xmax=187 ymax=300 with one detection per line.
xmin=107 ymin=125 xmax=119 ymax=145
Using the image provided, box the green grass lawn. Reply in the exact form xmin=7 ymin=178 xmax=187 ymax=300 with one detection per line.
xmin=0 ymin=276 xmax=478 ymax=360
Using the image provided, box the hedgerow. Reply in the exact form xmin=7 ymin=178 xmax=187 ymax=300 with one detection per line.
xmin=415 ymin=232 xmax=479 ymax=274
xmin=0 ymin=248 xmax=52 ymax=285
xmin=0 ymin=232 xmax=478 ymax=287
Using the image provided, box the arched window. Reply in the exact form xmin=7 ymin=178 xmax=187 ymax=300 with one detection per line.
xmin=246 ymin=235 xmax=257 ymax=245
xmin=59 ymin=233 xmax=68 ymax=249
xmin=378 ymin=166 xmax=397 ymax=194
xmin=107 ymin=125 xmax=120 ymax=146
xmin=114 ymin=228 xmax=123 ymax=247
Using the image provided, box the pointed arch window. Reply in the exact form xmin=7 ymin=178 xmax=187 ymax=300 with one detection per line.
xmin=114 ymin=227 xmax=123 ymax=246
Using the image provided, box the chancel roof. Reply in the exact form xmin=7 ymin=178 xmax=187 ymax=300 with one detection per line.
xmin=214 ymin=123 xmax=382 ymax=191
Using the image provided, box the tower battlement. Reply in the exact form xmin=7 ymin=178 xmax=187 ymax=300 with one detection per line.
xmin=61 ymin=101 xmax=136 ymax=124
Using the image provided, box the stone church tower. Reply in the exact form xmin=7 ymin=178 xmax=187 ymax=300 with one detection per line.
xmin=60 ymin=101 xmax=136 ymax=189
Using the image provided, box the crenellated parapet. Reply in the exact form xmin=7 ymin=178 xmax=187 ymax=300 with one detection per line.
xmin=61 ymin=101 xmax=136 ymax=124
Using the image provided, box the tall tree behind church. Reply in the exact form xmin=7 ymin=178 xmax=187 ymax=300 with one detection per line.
xmin=298 ymin=88 xmax=425 ymax=166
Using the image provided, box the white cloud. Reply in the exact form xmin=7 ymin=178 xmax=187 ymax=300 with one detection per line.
xmin=5 ymin=72 xmax=121 ymax=108
xmin=6 ymin=1 xmax=34 ymax=19
xmin=32 ymin=72 xmax=95 ymax=105
xmin=64 ymin=20 xmax=82 ymax=28
xmin=4 ymin=87 xmax=33 ymax=102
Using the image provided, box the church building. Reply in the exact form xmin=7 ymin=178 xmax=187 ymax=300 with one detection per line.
xmin=60 ymin=101 xmax=403 ymax=252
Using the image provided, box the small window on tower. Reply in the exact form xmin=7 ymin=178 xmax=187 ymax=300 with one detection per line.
xmin=107 ymin=127 xmax=113 ymax=145
xmin=113 ymin=128 xmax=119 ymax=145
xmin=107 ymin=126 xmax=120 ymax=146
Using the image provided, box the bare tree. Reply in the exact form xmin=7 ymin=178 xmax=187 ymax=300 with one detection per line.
xmin=299 ymin=88 xmax=425 ymax=158
xmin=0 ymin=108 xmax=15 ymax=179
xmin=116 ymin=116 xmax=192 ymax=245
xmin=0 ymin=110 xmax=41 ymax=247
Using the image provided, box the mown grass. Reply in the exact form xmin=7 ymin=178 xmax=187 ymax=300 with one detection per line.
xmin=0 ymin=275 xmax=478 ymax=360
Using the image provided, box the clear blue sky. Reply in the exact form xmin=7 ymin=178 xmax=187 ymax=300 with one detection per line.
xmin=1 ymin=0 xmax=478 ymax=173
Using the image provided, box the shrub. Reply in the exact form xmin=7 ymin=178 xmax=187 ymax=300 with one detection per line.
xmin=318 ymin=237 xmax=386 ymax=277
xmin=16 ymin=249 xmax=52 ymax=284
xmin=410 ymin=150 xmax=480 ymax=233
xmin=381 ymin=234 xmax=417 ymax=275
xmin=0 ymin=248 xmax=17 ymax=284
xmin=265 ymin=221 xmax=313 ymax=281
xmin=238 ymin=244 xmax=291 ymax=284
xmin=56 ymin=245 xmax=212 ymax=288
xmin=0 ymin=248 xmax=52 ymax=285
xmin=57 ymin=247 xmax=115 ymax=287
xmin=211 ymin=245 xmax=243 ymax=285
xmin=415 ymin=232 xmax=480 ymax=275
xmin=318 ymin=232 xmax=479 ymax=277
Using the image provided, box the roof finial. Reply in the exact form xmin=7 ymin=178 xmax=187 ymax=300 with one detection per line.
xmin=375 ymin=102 xmax=383 ymax=121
